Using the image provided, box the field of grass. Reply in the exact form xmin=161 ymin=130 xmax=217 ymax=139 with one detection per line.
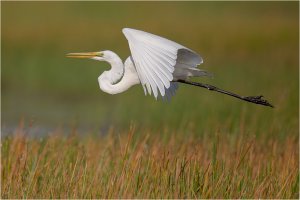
xmin=1 ymin=1 xmax=299 ymax=199
xmin=1 ymin=123 xmax=298 ymax=198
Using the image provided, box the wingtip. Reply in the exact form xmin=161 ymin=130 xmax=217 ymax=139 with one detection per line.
xmin=122 ymin=28 xmax=136 ymax=34
xmin=122 ymin=28 xmax=129 ymax=34
xmin=199 ymin=59 xmax=204 ymax=65
xmin=122 ymin=28 xmax=137 ymax=38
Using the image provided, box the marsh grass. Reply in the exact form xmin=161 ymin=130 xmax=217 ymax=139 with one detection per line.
xmin=1 ymin=124 xmax=298 ymax=199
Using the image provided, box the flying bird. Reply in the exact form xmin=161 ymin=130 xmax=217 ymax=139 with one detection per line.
xmin=67 ymin=28 xmax=273 ymax=107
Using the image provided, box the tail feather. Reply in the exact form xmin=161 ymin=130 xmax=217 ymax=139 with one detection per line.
xmin=173 ymin=67 xmax=213 ymax=80
xmin=187 ymin=68 xmax=213 ymax=78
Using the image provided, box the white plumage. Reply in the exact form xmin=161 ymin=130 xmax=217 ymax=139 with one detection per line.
xmin=67 ymin=28 xmax=209 ymax=100
xmin=122 ymin=28 xmax=204 ymax=99
xmin=67 ymin=28 xmax=274 ymax=107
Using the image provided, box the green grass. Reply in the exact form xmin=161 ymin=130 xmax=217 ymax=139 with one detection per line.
xmin=1 ymin=2 xmax=299 ymax=199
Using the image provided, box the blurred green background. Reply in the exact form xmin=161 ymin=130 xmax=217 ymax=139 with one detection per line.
xmin=2 ymin=2 xmax=299 ymax=135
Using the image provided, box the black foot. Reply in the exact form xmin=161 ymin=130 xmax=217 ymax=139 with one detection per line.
xmin=243 ymin=95 xmax=274 ymax=108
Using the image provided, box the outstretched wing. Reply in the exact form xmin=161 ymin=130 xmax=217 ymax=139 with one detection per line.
xmin=122 ymin=28 xmax=203 ymax=99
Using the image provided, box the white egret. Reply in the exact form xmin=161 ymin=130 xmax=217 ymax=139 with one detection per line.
xmin=67 ymin=28 xmax=273 ymax=107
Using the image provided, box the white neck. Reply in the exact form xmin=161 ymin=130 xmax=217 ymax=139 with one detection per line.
xmin=97 ymin=52 xmax=139 ymax=95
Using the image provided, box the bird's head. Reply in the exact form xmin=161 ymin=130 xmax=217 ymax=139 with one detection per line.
xmin=66 ymin=50 xmax=117 ymax=62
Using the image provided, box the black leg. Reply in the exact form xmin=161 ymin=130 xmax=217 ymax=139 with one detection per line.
xmin=177 ymin=79 xmax=274 ymax=108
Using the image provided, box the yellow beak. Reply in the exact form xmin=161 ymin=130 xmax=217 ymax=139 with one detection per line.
xmin=66 ymin=52 xmax=103 ymax=58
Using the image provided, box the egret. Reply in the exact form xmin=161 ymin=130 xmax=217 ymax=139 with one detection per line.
xmin=67 ymin=28 xmax=273 ymax=107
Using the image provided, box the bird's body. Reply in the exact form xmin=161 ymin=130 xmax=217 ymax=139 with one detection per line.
xmin=67 ymin=28 xmax=273 ymax=107
xmin=85 ymin=28 xmax=209 ymax=100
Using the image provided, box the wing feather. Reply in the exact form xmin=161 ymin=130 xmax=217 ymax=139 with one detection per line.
xmin=142 ymin=46 xmax=172 ymax=86
xmin=141 ymin=49 xmax=167 ymax=95
xmin=123 ymin=28 xmax=203 ymax=99
xmin=133 ymin=44 xmax=155 ymax=95
xmin=145 ymin=44 xmax=175 ymax=73
xmin=129 ymin=43 xmax=151 ymax=95
xmin=134 ymin=43 xmax=159 ymax=96
xmin=140 ymin=55 xmax=160 ymax=97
